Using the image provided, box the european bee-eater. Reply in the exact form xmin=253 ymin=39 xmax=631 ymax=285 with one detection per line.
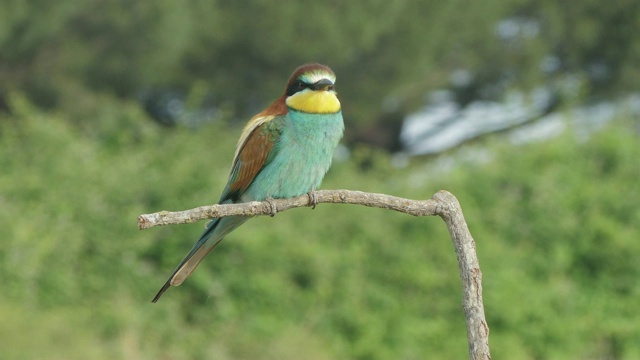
xmin=152 ymin=63 xmax=344 ymax=302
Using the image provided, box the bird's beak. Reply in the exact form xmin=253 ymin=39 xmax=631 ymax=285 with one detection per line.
xmin=312 ymin=78 xmax=335 ymax=91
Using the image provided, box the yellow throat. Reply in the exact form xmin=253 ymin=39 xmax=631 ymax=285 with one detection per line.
xmin=286 ymin=90 xmax=341 ymax=114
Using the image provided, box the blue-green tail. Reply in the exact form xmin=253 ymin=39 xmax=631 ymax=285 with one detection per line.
xmin=151 ymin=216 xmax=248 ymax=303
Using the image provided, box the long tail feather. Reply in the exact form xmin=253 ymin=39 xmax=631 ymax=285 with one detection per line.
xmin=151 ymin=216 xmax=247 ymax=303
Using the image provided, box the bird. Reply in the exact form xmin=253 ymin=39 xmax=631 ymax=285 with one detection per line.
xmin=152 ymin=63 xmax=344 ymax=302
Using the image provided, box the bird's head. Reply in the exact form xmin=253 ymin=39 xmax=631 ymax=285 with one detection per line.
xmin=284 ymin=63 xmax=341 ymax=114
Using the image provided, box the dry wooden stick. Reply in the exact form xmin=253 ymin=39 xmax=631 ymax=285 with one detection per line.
xmin=138 ymin=189 xmax=491 ymax=360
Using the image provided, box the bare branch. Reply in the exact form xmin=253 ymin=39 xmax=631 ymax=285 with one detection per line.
xmin=138 ymin=189 xmax=491 ymax=359
xmin=137 ymin=190 xmax=439 ymax=229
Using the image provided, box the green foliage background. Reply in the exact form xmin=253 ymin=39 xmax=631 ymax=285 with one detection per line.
xmin=1 ymin=1 xmax=639 ymax=359
xmin=1 ymin=94 xmax=639 ymax=359
xmin=3 ymin=1 xmax=639 ymax=136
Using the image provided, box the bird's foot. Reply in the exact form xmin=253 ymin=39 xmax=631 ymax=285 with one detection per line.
xmin=265 ymin=197 xmax=277 ymax=217
xmin=307 ymin=190 xmax=318 ymax=209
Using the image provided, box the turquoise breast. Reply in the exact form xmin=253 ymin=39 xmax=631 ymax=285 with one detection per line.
xmin=242 ymin=110 xmax=344 ymax=201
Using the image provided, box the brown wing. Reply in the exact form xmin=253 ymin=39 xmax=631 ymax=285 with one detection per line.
xmin=220 ymin=115 xmax=283 ymax=202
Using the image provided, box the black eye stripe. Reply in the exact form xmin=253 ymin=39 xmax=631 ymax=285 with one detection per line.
xmin=286 ymin=79 xmax=310 ymax=96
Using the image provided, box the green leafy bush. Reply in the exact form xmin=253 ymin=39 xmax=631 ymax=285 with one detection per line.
xmin=0 ymin=97 xmax=638 ymax=359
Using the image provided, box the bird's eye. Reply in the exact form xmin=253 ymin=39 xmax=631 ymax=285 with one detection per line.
xmin=297 ymin=81 xmax=305 ymax=89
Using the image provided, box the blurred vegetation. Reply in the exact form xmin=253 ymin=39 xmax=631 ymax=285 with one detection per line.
xmin=1 ymin=1 xmax=639 ymax=147
xmin=1 ymin=95 xmax=639 ymax=359
xmin=1 ymin=1 xmax=639 ymax=359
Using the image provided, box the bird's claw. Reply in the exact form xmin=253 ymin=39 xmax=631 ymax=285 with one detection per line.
xmin=265 ymin=198 xmax=277 ymax=217
xmin=307 ymin=190 xmax=318 ymax=209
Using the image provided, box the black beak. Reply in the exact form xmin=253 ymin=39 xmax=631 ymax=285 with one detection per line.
xmin=311 ymin=78 xmax=335 ymax=91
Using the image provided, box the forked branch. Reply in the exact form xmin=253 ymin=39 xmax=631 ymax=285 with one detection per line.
xmin=138 ymin=189 xmax=491 ymax=360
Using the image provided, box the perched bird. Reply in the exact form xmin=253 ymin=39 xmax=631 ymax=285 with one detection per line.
xmin=152 ymin=63 xmax=344 ymax=302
